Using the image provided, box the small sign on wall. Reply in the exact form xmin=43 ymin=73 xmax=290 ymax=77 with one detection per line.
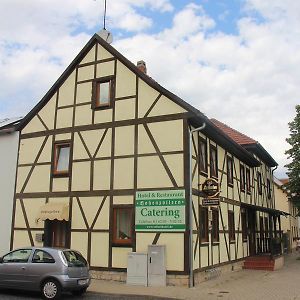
xmin=135 ymin=190 xmax=186 ymax=232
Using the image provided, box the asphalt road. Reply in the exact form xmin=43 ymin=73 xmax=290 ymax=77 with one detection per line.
xmin=0 ymin=289 xmax=164 ymax=300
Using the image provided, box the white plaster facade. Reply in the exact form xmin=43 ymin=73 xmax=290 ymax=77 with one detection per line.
xmin=0 ymin=120 xmax=20 ymax=256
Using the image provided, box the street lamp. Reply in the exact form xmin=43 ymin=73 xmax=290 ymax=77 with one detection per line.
xmin=189 ymin=123 xmax=206 ymax=288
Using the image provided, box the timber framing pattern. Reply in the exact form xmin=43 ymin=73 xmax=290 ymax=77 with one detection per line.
xmin=11 ymin=33 xmax=283 ymax=281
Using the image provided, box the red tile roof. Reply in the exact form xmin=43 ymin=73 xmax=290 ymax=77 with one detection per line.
xmin=210 ymin=118 xmax=257 ymax=146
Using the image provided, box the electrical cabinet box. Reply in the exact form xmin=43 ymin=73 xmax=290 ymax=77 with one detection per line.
xmin=127 ymin=252 xmax=148 ymax=286
xmin=148 ymin=245 xmax=166 ymax=287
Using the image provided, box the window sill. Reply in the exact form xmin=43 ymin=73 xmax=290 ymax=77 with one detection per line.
xmin=92 ymin=103 xmax=111 ymax=111
xmin=228 ymin=183 xmax=234 ymax=188
xmin=212 ymin=241 xmax=220 ymax=246
xmin=229 ymin=240 xmax=236 ymax=244
xmin=52 ymin=172 xmax=70 ymax=178
xmin=112 ymin=243 xmax=133 ymax=248
xmin=200 ymin=171 xmax=208 ymax=177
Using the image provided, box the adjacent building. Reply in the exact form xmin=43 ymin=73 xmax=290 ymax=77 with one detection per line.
xmin=0 ymin=117 xmax=22 ymax=256
xmin=10 ymin=33 xmax=285 ymax=285
xmin=274 ymin=177 xmax=299 ymax=252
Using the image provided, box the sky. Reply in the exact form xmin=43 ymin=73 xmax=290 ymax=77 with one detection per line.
xmin=1 ymin=0 xmax=299 ymax=178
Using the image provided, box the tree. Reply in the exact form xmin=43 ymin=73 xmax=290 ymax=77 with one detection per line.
xmin=285 ymin=105 xmax=300 ymax=210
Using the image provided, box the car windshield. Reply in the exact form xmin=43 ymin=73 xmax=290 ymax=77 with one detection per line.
xmin=63 ymin=250 xmax=87 ymax=267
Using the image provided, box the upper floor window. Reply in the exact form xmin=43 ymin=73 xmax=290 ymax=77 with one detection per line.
xmin=211 ymin=208 xmax=219 ymax=242
xmin=210 ymin=145 xmax=218 ymax=178
xmin=53 ymin=142 xmax=71 ymax=177
xmin=227 ymin=156 xmax=233 ymax=186
xmin=199 ymin=138 xmax=208 ymax=174
xmin=257 ymin=172 xmax=262 ymax=195
xmin=246 ymin=168 xmax=251 ymax=193
xmin=267 ymin=178 xmax=271 ymax=199
xmin=199 ymin=206 xmax=209 ymax=243
xmin=92 ymin=76 xmax=115 ymax=109
xmin=112 ymin=206 xmax=133 ymax=246
xmin=228 ymin=210 xmax=235 ymax=241
xmin=240 ymin=165 xmax=245 ymax=192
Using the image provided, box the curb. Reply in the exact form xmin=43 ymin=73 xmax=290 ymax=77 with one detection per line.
xmin=87 ymin=291 xmax=180 ymax=300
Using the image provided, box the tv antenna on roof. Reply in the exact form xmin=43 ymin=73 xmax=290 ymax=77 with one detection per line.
xmin=96 ymin=0 xmax=113 ymax=44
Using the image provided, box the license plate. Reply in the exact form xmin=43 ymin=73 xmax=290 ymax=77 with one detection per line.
xmin=78 ymin=279 xmax=88 ymax=286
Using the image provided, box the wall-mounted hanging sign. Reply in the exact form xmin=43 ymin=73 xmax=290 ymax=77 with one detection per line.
xmin=201 ymin=178 xmax=220 ymax=206
xmin=135 ymin=190 xmax=186 ymax=232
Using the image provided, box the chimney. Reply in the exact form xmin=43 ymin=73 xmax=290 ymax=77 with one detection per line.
xmin=137 ymin=60 xmax=147 ymax=74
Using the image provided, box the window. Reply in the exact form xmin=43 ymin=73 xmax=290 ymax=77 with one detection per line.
xmin=113 ymin=206 xmax=133 ymax=246
xmin=227 ymin=156 xmax=233 ymax=186
xmin=257 ymin=172 xmax=262 ymax=195
xmin=241 ymin=211 xmax=247 ymax=241
xmin=240 ymin=165 xmax=245 ymax=192
xmin=3 ymin=249 xmax=32 ymax=263
xmin=53 ymin=142 xmax=71 ymax=176
xmin=92 ymin=76 xmax=114 ymax=109
xmin=211 ymin=209 xmax=219 ymax=242
xmin=267 ymin=179 xmax=271 ymax=199
xmin=246 ymin=168 xmax=251 ymax=193
xmin=32 ymin=250 xmax=55 ymax=264
xmin=210 ymin=145 xmax=218 ymax=178
xmin=199 ymin=138 xmax=208 ymax=174
xmin=200 ymin=206 xmax=209 ymax=242
xmin=228 ymin=211 xmax=235 ymax=241
xmin=63 ymin=250 xmax=87 ymax=267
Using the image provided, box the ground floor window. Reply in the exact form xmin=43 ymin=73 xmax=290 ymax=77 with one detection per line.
xmin=200 ymin=206 xmax=209 ymax=243
xmin=112 ymin=206 xmax=133 ymax=246
xmin=44 ymin=220 xmax=70 ymax=248
xmin=211 ymin=208 xmax=219 ymax=242
xmin=228 ymin=210 xmax=235 ymax=241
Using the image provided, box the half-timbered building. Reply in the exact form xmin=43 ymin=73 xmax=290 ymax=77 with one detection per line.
xmin=11 ymin=33 xmax=284 ymax=286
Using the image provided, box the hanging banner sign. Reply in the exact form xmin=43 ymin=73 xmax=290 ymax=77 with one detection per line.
xmin=201 ymin=178 xmax=220 ymax=206
xmin=135 ymin=190 xmax=186 ymax=232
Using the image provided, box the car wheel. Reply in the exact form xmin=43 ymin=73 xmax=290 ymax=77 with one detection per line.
xmin=42 ymin=279 xmax=62 ymax=299
xmin=72 ymin=287 xmax=87 ymax=296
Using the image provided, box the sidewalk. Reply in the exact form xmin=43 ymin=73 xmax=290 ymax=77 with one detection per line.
xmin=89 ymin=253 xmax=300 ymax=300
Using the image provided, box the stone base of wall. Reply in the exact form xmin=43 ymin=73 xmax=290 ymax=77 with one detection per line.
xmin=90 ymin=261 xmax=244 ymax=287
xmin=90 ymin=270 xmax=127 ymax=282
xmin=194 ymin=260 xmax=244 ymax=285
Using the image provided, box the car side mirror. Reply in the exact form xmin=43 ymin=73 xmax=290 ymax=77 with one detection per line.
xmin=0 ymin=257 xmax=3 ymax=263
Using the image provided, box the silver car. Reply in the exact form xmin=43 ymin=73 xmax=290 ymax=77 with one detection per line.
xmin=0 ymin=247 xmax=90 ymax=299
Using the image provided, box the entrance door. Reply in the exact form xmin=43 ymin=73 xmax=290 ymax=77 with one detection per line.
xmin=44 ymin=220 xmax=70 ymax=248
xmin=247 ymin=209 xmax=256 ymax=256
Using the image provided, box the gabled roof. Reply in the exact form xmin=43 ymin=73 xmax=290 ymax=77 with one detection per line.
xmin=0 ymin=117 xmax=22 ymax=134
xmin=210 ymin=118 xmax=256 ymax=145
xmin=17 ymin=33 xmax=261 ymax=167
xmin=210 ymin=118 xmax=277 ymax=167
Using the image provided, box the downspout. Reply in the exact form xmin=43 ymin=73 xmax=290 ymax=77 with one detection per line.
xmin=189 ymin=122 xmax=206 ymax=288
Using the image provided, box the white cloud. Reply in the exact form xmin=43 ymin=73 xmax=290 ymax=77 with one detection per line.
xmin=0 ymin=1 xmax=299 ymax=178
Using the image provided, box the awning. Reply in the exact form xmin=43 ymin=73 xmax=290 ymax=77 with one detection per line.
xmin=241 ymin=203 xmax=290 ymax=217
xmin=37 ymin=203 xmax=69 ymax=221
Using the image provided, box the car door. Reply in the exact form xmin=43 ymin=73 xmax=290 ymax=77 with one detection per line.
xmin=24 ymin=249 xmax=58 ymax=290
xmin=0 ymin=249 xmax=32 ymax=289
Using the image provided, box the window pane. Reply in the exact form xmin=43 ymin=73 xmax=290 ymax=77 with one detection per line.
xmin=199 ymin=140 xmax=207 ymax=172
xmin=32 ymin=250 xmax=55 ymax=263
xmin=56 ymin=146 xmax=70 ymax=172
xmin=3 ymin=249 xmax=32 ymax=263
xmin=116 ymin=209 xmax=132 ymax=240
xmin=200 ymin=207 xmax=208 ymax=242
xmin=98 ymin=81 xmax=110 ymax=105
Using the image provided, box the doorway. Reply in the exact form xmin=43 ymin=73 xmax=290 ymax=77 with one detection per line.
xmin=247 ymin=209 xmax=257 ymax=256
xmin=44 ymin=220 xmax=70 ymax=248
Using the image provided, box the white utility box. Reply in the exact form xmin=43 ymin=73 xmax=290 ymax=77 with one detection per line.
xmin=148 ymin=245 xmax=166 ymax=286
xmin=127 ymin=252 xmax=148 ymax=286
